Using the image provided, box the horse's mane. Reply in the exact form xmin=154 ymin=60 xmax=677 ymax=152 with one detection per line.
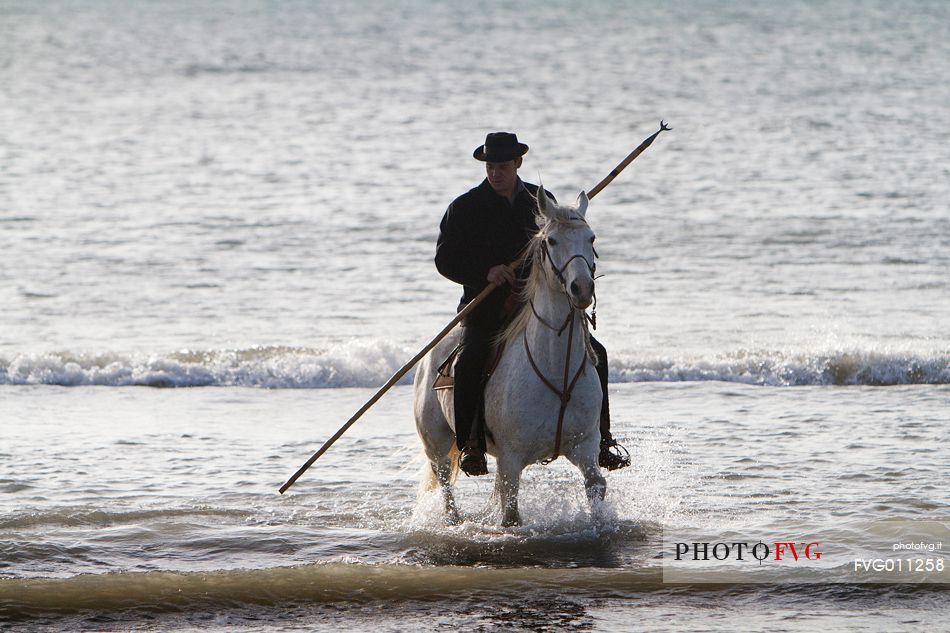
xmin=496 ymin=199 xmax=591 ymax=350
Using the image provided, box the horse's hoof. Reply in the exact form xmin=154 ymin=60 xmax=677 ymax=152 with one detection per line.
xmin=501 ymin=515 xmax=521 ymax=528
xmin=445 ymin=510 xmax=462 ymax=526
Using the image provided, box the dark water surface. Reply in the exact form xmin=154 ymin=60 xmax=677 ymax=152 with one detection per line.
xmin=1 ymin=384 xmax=947 ymax=630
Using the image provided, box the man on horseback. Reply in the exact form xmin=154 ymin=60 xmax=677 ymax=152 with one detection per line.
xmin=435 ymin=131 xmax=630 ymax=477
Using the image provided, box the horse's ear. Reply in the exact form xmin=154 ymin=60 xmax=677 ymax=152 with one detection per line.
xmin=536 ymin=184 xmax=549 ymax=216
xmin=575 ymin=191 xmax=589 ymax=218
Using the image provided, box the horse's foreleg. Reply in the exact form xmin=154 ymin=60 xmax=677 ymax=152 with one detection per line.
xmin=583 ymin=465 xmax=607 ymax=506
xmin=568 ymin=449 xmax=607 ymax=507
xmin=494 ymin=458 xmax=523 ymax=527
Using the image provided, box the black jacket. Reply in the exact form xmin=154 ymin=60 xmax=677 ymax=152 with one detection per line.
xmin=435 ymin=178 xmax=551 ymax=326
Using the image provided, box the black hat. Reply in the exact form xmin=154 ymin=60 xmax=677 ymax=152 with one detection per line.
xmin=473 ymin=132 xmax=529 ymax=162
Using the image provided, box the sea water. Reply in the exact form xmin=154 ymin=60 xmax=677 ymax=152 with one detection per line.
xmin=1 ymin=1 xmax=948 ymax=630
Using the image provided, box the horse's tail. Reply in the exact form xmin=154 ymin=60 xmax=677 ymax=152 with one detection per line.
xmin=420 ymin=444 xmax=460 ymax=492
xmin=446 ymin=444 xmax=460 ymax=485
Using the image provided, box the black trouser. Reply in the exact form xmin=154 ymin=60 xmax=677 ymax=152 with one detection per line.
xmin=454 ymin=322 xmax=612 ymax=450
xmin=453 ymin=322 xmax=496 ymax=450
xmin=589 ymin=336 xmax=611 ymax=438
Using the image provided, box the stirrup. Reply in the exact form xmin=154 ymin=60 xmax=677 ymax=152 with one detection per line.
xmin=599 ymin=438 xmax=630 ymax=471
xmin=459 ymin=445 xmax=488 ymax=477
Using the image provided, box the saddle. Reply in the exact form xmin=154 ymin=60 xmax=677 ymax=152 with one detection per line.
xmin=432 ymin=341 xmax=507 ymax=391
xmin=434 ymin=293 xmax=520 ymax=391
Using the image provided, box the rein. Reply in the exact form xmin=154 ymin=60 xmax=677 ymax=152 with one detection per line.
xmin=523 ymin=310 xmax=588 ymax=465
xmin=529 ymin=300 xmax=572 ymax=335
xmin=526 ymin=241 xmax=599 ymax=464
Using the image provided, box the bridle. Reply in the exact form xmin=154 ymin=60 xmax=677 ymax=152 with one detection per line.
xmin=540 ymin=238 xmax=597 ymax=292
xmin=525 ymin=228 xmax=601 ymax=464
xmin=538 ymin=234 xmax=600 ymax=329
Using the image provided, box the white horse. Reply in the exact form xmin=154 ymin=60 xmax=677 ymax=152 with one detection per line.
xmin=414 ymin=187 xmax=605 ymax=527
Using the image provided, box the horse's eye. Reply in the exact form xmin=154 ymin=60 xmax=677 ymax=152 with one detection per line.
xmin=546 ymin=237 xmax=558 ymax=246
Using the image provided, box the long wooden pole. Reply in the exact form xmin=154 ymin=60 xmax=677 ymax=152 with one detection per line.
xmin=279 ymin=121 xmax=670 ymax=494
xmin=586 ymin=120 xmax=671 ymax=199
xmin=278 ymin=284 xmax=496 ymax=494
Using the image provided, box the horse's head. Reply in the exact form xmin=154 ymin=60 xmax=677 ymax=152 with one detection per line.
xmin=535 ymin=186 xmax=596 ymax=310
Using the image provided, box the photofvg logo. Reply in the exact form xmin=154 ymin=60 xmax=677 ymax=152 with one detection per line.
xmin=662 ymin=533 xmax=831 ymax=583
xmin=662 ymin=522 xmax=950 ymax=584
xmin=674 ymin=540 xmax=822 ymax=564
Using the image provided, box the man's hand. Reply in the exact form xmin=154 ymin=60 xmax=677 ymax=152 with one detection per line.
xmin=486 ymin=264 xmax=515 ymax=286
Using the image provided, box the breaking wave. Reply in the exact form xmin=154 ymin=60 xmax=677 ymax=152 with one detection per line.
xmin=610 ymin=348 xmax=950 ymax=387
xmin=0 ymin=342 xmax=413 ymax=389
xmin=0 ymin=342 xmax=947 ymax=388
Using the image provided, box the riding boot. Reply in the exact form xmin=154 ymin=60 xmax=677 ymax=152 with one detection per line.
xmin=460 ymin=396 xmax=488 ymax=476
xmin=590 ymin=336 xmax=630 ymax=471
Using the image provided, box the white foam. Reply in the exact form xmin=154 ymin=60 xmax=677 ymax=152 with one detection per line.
xmin=1 ymin=343 xmax=946 ymax=388
xmin=0 ymin=341 xmax=416 ymax=389
xmin=610 ymin=347 xmax=950 ymax=386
